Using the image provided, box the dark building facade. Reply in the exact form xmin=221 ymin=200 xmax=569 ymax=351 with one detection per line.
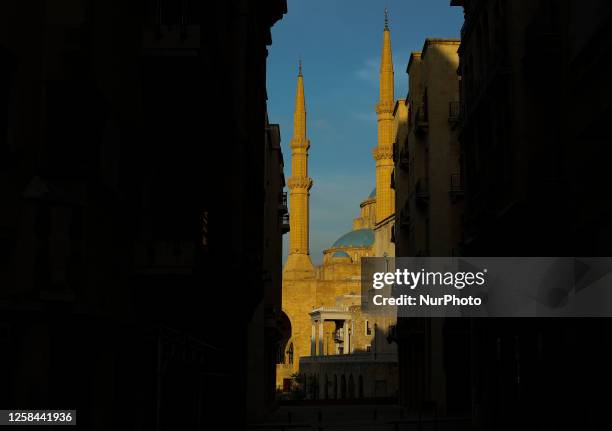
xmin=450 ymin=0 xmax=612 ymax=429
xmin=392 ymin=39 xmax=470 ymax=417
xmin=0 ymin=0 xmax=287 ymax=429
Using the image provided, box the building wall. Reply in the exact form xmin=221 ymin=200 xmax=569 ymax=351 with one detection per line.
xmin=373 ymin=219 xmax=395 ymax=257
xmin=0 ymin=0 xmax=287 ymax=427
xmin=246 ymin=120 xmax=289 ymax=419
xmin=449 ymin=1 xmax=612 ymax=428
xmin=393 ymin=100 xmax=410 ymax=256
xmin=300 ymin=359 xmax=399 ymax=400
xmin=392 ymin=38 xmax=466 ymax=416
xmin=397 ymin=40 xmax=462 ymax=258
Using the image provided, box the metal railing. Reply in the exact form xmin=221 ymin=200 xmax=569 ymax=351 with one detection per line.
xmin=281 ymin=213 xmax=290 ymax=233
xmin=449 ymin=101 xmax=460 ymax=122
xmin=414 ymin=104 xmax=429 ymax=133
xmin=300 ymin=352 xmax=398 ymax=363
xmin=449 ymin=173 xmax=464 ymax=195
xmin=415 ymin=179 xmax=430 ymax=202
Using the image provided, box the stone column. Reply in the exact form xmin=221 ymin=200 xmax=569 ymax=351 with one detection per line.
xmin=343 ymin=320 xmax=349 ymax=355
xmin=351 ymin=320 xmax=355 ymax=353
xmin=318 ymin=320 xmax=324 ymax=356
xmin=311 ymin=322 xmax=316 ymax=355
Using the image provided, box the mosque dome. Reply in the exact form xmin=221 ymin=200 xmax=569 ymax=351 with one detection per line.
xmin=368 ymin=188 xmax=376 ymax=199
xmin=332 ymin=228 xmax=374 ymax=248
xmin=332 ymin=251 xmax=350 ymax=258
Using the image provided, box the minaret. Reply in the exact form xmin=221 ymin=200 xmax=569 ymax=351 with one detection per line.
xmin=284 ymin=61 xmax=315 ymax=276
xmin=373 ymin=9 xmax=395 ymax=224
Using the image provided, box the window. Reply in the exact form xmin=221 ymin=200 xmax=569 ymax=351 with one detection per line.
xmin=365 ymin=320 xmax=372 ymax=336
xmin=366 ymin=345 xmax=372 ymax=352
xmin=1 ymin=47 xmax=16 ymax=163
xmin=287 ymin=343 xmax=294 ymax=364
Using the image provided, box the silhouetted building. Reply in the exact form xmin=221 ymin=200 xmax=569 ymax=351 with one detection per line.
xmin=0 ymin=0 xmax=287 ymax=428
xmin=247 ymin=117 xmax=290 ymax=419
xmin=451 ymin=0 xmax=612 ymax=429
xmin=392 ymin=38 xmax=469 ymax=416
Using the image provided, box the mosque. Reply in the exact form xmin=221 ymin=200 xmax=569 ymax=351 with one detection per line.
xmin=276 ymin=13 xmax=399 ymax=399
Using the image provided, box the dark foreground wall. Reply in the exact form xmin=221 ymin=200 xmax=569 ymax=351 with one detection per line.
xmin=0 ymin=1 xmax=286 ymax=428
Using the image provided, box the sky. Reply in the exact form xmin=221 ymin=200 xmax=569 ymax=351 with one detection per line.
xmin=267 ymin=0 xmax=463 ymax=265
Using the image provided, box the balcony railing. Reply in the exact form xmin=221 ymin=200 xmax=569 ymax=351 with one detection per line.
xmin=281 ymin=213 xmax=290 ymax=234
xmin=300 ymin=352 xmax=398 ymax=364
xmin=398 ymin=148 xmax=410 ymax=171
xmin=449 ymin=173 xmax=464 ymax=198
xmin=415 ymin=105 xmax=429 ymax=134
xmin=449 ymin=101 xmax=460 ymax=123
xmin=399 ymin=206 xmax=411 ymax=228
xmin=278 ymin=191 xmax=288 ymax=212
xmin=415 ymin=179 xmax=430 ymax=204
xmin=144 ymin=0 xmax=200 ymax=26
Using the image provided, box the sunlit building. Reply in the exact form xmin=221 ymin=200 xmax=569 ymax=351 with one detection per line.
xmin=276 ymin=14 xmax=398 ymax=400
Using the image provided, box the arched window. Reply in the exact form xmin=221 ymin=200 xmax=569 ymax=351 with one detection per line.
xmin=287 ymin=343 xmax=294 ymax=364
xmin=358 ymin=375 xmax=364 ymax=398
xmin=348 ymin=375 xmax=355 ymax=399
xmin=324 ymin=374 xmax=329 ymax=399
xmin=334 ymin=375 xmax=338 ymax=399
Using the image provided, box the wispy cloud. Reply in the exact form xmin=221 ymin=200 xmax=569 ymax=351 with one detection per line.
xmin=311 ymin=117 xmax=332 ymax=132
xmin=354 ymin=52 xmax=410 ymax=96
xmin=351 ymin=111 xmax=376 ymax=124
xmin=355 ymin=57 xmax=379 ymax=85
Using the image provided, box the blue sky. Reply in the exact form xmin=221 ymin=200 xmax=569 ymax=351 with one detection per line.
xmin=267 ymin=0 xmax=463 ymax=264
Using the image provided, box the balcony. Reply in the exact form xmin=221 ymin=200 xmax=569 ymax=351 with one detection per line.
xmin=142 ymin=0 xmax=200 ymax=54
xmin=415 ymin=107 xmax=429 ymax=135
xmin=300 ymin=352 xmax=398 ymax=364
xmin=415 ymin=179 xmax=430 ymax=204
xmin=278 ymin=191 xmax=288 ymax=212
xmin=449 ymin=173 xmax=464 ymax=200
xmin=398 ymin=148 xmax=410 ymax=171
xmin=132 ymin=239 xmax=195 ymax=275
xmin=386 ymin=324 xmax=397 ymax=343
xmin=449 ymin=101 xmax=460 ymax=125
xmin=399 ymin=206 xmax=411 ymax=228
xmin=281 ymin=213 xmax=290 ymax=234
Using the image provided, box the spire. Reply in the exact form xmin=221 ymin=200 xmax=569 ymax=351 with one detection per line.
xmin=384 ymin=7 xmax=389 ymax=30
xmin=373 ymin=9 xmax=396 ymax=225
xmin=380 ymin=9 xmax=394 ymax=104
xmin=285 ymin=61 xmax=314 ymax=275
xmin=293 ymin=60 xmax=306 ymax=139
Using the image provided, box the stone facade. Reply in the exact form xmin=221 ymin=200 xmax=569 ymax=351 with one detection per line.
xmin=392 ymin=38 xmax=468 ymax=416
xmin=395 ymin=39 xmax=463 ymax=259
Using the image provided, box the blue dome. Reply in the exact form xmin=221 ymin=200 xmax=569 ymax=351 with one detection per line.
xmin=368 ymin=188 xmax=376 ymax=199
xmin=332 ymin=228 xmax=374 ymax=248
xmin=332 ymin=251 xmax=350 ymax=258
